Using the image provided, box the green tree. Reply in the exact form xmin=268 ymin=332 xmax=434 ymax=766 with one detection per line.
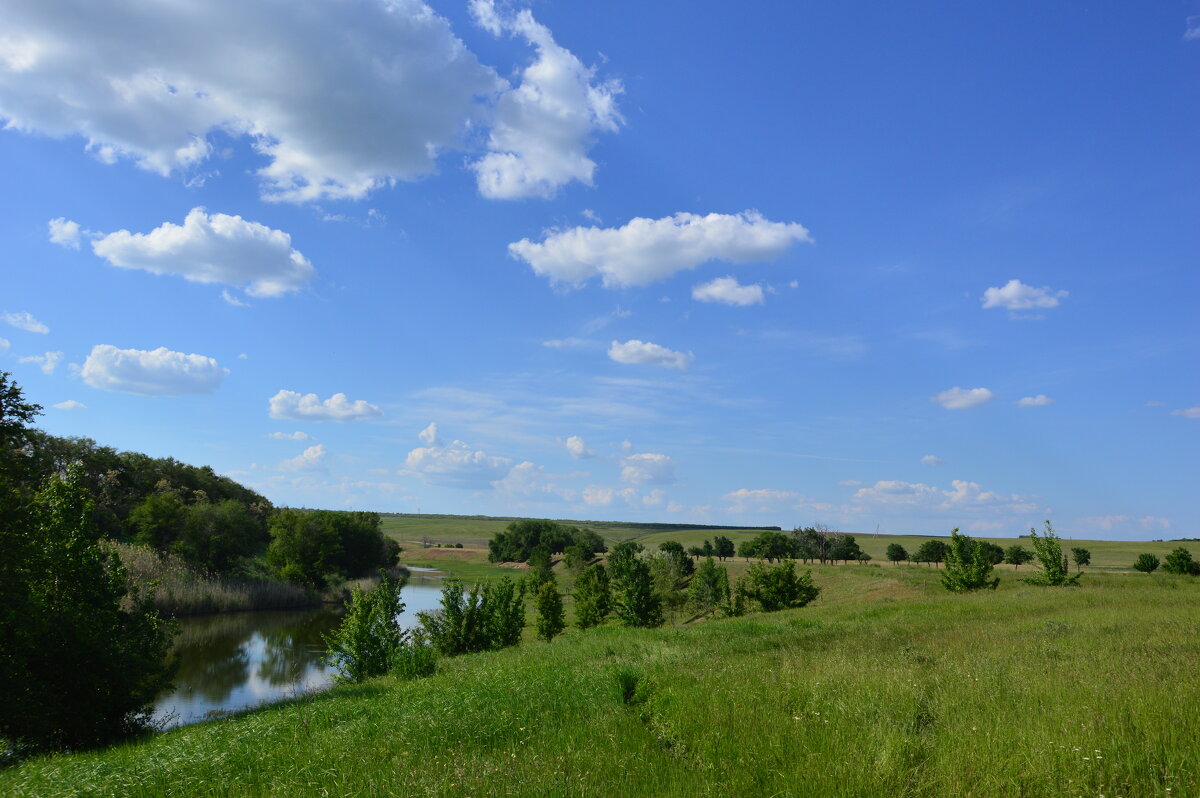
xmin=940 ymin=529 xmax=1000 ymax=592
xmin=658 ymin=540 xmax=695 ymax=576
xmin=978 ymin=541 xmax=1006 ymax=566
xmin=266 ymin=509 xmax=396 ymax=589
xmin=572 ymin=564 xmax=611 ymax=629
xmin=613 ymin=558 xmax=663 ymax=628
xmin=1070 ymin=547 xmax=1092 ymax=571
xmin=126 ymin=490 xmax=187 ymax=550
xmin=418 ymin=577 xmax=526 ymax=656
xmin=829 ymin=534 xmax=864 ymax=564
xmin=688 ymin=556 xmax=730 ymax=616
xmin=535 ymin=579 xmax=565 ymax=642
xmin=1133 ymin=553 xmax=1160 ymax=574
xmin=885 ymin=543 xmax=908 ymax=565
xmin=713 ymin=534 xmax=735 ymax=561
xmin=606 ymin=540 xmax=644 ymax=581
xmin=1004 ymin=544 xmax=1033 ymax=569
xmin=525 ymin=544 xmax=554 ymax=587
xmin=324 ymin=571 xmax=407 ymax=683
xmin=1163 ymin=547 xmax=1200 ymax=576
xmin=913 ymin=539 xmax=948 ymax=567
xmin=1024 ymin=521 xmax=1081 ymax=586
xmin=743 ymin=561 xmax=820 ymax=612
xmin=563 ymin=542 xmax=591 ymax=573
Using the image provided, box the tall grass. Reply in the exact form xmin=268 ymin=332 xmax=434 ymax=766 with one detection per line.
xmin=111 ymin=543 xmax=318 ymax=616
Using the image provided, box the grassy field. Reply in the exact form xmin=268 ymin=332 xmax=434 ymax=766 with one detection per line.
xmin=4 ymin=562 xmax=1198 ymax=797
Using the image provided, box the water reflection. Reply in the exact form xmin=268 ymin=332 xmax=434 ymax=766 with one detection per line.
xmin=153 ymin=578 xmax=444 ymax=728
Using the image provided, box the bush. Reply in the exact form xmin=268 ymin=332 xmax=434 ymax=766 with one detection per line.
xmin=1023 ymin=522 xmax=1081 ymax=586
xmin=940 ymin=529 xmax=999 ymax=592
xmin=743 ymin=561 xmax=820 ymax=612
xmin=689 ymin=556 xmax=730 ymax=616
xmin=418 ymin=577 xmax=526 ymax=656
xmin=572 ymin=564 xmax=611 ymax=629
xmin=324 ymin=572 xmax=407 ymax=684
xmin=391 ymin=632 xmax=437 ymax=681
xmin=535 ymin=579 xmax=565 ymax=642
xmin=613 ymin=558 xmax=663 ymax=628
xmin=1134 ymin=553 xmax=1160 ymax=574
xmin=1163 ymin=548 xmax=1200 ymax=576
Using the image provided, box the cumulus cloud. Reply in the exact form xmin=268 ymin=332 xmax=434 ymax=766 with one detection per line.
xmin=268 ymin=390 xmax=382 ymax=422
xmin=933 ymin=386 xmax=994 ymax=410
xmin=81 ymin=345 xmax=226 ymax=395
xmin=853 ymin=479 xmax=1039 ymax=515
xmin=280 ymin=444 xmax=327 ymax=472
xmin=724 ymin=488 xmax=803 ymax=513
xmin=920 ymin=455 xmax=943 ymax=466
xmin=1171 ymin=406 xmax=1200 ymax=419
xmin=608 ymin=339 xmax=692 ymax=370
xmin=404 ymin=437 xmax=512 ymax=488
xmin=468 ymin=1 xmax=622 ymax=199
xmin=418 ymin=422 xmax=441 ymax=446
xmin=3 ymin=311 xmax=49 ymax=334
xmin=18 ymin=351 xmax=63 ymax=375
xmin=582 ymin=486 xmax=614 ymax=506
xmin=1017 ymin=394 xmax=1053 ymax=407
xmin=52 ymin=399 xmax=87 ymax=410
xmin=89 ymin=208 xmax=314 ymax=297
xmin=620 ymin=452 xmax=675 ymax=485
xmin=565 ymin=435 xmax=594 ymax=459
xmin=692 ymin=276 xmax=765 ymax=306
xmin=508 ymin=211 xmax=811 ymax=288
xmin=267 ymin=431 xmax=312 ymax=441
xmin=48 ymin=217 xmax=82 ymax=249
xmin=492 ymin=461 xmax=574 ymax=502
xmin=0 ymin=0 xmax=503 ymax=202
xmin=981 ymin=279 xmax=1067 ymax=311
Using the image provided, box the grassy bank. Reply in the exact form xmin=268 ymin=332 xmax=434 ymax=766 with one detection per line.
xmin=4 ymin=565 xmax=1197 ymax=796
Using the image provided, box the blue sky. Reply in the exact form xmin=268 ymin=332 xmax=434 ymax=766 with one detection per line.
xmin=1 ymin=0 xmax=1196 ymax=539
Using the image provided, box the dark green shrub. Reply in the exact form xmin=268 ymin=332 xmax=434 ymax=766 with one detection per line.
xmin=613 ymin=558 xmax=662 ymax=628
xmin=572 ymin=564 xmax=611 ymax=628
xmin=885 ymin=543 xmax=908 ymax=564
xmin=1163 ymin=548 xmax=1200 ymax=576
xmin=689 ymin=556 xmax=730 ymax=615
xmin=940 ymin=529 xmax=999 ymax=592
xmin=418 ymin=577 xmax=526 ymax=656
xmin=1134 ymin=553 xmax=1160 ymax=574
xmin=535 ymin=579 xmax=565 ymax=642
xmin=743 ymin=561 xmax=820 ymax=611
xmin=1070 ymin=547 xmax=1091 ymax=570
xmin=324 ymin=572 xmax=406 ymax=683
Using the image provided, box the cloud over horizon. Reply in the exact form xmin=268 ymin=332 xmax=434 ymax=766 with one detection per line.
xmin=82 ymin=345 xmax=227 ymax=395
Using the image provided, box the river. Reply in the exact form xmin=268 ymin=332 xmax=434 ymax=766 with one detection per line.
xmin=151 ymin=574 xmax=445 ymax=728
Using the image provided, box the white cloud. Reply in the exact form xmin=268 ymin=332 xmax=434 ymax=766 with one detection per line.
xmin=920 ymin=455 xmax=943 ymax=466
xmin=404 ymin=438 xmax=512 ymax=488
xmin=642 ymin=488 xmax=665 ymax=507
xmin=468 ymin=1 xmax=622 ymax=199
xmin=608 ymin=339 xmax=693 ymax=370
xmin=1017 ymin=394 xmax=1053 ymax=407
xmin=692 ymin=276 xmax=765 ymax=306
xmin=267 ymin=431 xmax=312 ymax=441
xmin=1078 ymin=515 xmax=1171 ymax=533
xmin=620 ymin=452 xmax=675 ymax=485
xmin=981 ymin=279 xmax=1067 ymax=311
xmin=933 ymin=386 xmax=994 ymax=410
xmin=82 ymin=344 xmax=226 ymax=395
xmin=582 ymin=486 xmax=614 ymax=506
xmin=221 ymin=290 xmax=249 ymax=307
xmin=18 ymin=351 xmax=63 ymax=375
xmin=724 ymin=488 xmax=803 ymax=513
xmin=0 ymin=338 xmax=9 ymax=354
xmin=89 ymin=208 xmax=315 ymax=297
xmin=565 ymin=435 xmax=594 ymax=459
xmin=268 ymin=390 xmax=382 ymax=422
xmin=0 ymin=0 xmax=502 ymax=202
xmin=542 ymin=337 xmax=592 ymax=350
xmin=492 ymin=461 xmax=575 ymax=502
xmin=52 ymin=399 xmax=87 ymax=410
xmin=48 ymin=217 xmax=82 ymax=249
xmin=418 ymin=422 xmax=441 ymax=446
xmin=3 ymin=311 xmax=49 ymax=334
xmin=1171 ymin=407 xmax=1200 ymax=419
xmin=1186 ymin=16 xmax=1200 ymax=40
xmin=508 ymin=211 xmax=811 ymax=288
xmin=280 ymin=444 xmax=327 ymax=472
xmin=853 ymin=479 xmax=1039 ymax=515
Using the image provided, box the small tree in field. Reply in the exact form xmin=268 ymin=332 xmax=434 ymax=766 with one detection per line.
xmin=1163 ymin=547 xmax=1200 ymax=576
xmin=1133 ymin=553 xmax=1160 ymax=574
xmin=913 ymin=540 xmax=948 ymax=567
xmin=1004 ymin=544 xmax=1032 ymax=570
xmin=614 ymin=558 xmax=663 ymax=628
xmin=743 ymin=561 xmax=820 ymax=612
xmin=1023 ymin=521 xmax=1080 ymax=586
xmin=1070 ymin=547 xmax=1091 ymax=571
xmin=572 ymin=563 xmax=611 ymax=628
xmin=535 ymin=579 xmax=565 ymax=642
xmin=940 ymin=529 xmax=999 ymax=592
xmin=325 ymin=571 xmax=407 ymax=683
xmin=885 ymin=543 xmax=908 ymax=565
xmin=688 ymin=556 xmax=730 ymax=616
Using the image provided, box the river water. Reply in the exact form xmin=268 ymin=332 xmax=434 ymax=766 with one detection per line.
xmin=152 ymin=576 xmax=445 ymax=728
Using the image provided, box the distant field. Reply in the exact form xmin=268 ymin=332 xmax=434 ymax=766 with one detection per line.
xmin=382 ymin=513 xmax=1194 ymax=573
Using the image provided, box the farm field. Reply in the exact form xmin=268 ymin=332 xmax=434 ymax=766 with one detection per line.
xmin=4 ymin=562 xmax=1197 ymax=797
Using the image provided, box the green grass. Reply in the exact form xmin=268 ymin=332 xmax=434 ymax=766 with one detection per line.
xmin=5 ymin=565 xmax=1198 ymax=796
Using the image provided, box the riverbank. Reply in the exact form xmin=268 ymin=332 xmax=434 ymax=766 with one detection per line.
xmin=5 ymin=565 xmax=1197 ymax=796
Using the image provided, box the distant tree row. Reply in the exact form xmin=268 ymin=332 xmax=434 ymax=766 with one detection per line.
xmin=1134 ymin=548 xmax=1200 ymax=575
xmin=487 ymin=519 xmax=606 ymax=564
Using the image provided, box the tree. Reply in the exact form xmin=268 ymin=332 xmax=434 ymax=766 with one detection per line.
xmin=418 ymin=577 xmax=526 ymax=656
xmin=1004 ymin=544 xmax=1033 ymax=569
xmin=1024 ymin=521 xmax=1081 ymax=586
xmin=885 ymin=543 xmax=908 ymax=565
xmin=266 ymin=509 xmax=397 ymax=589
xmin=1 ymin=465 xmax=176 ymax=752
xmin=1070 ymin=547 xmax=1092 ymax=571
xmin=535 ymin=579 xmax=565 ymax=642
xmin=829 ymin=534 xmax=863 ymax=564
xmin=525 ymin=544 xmax=553 ymax=587
xmin=572 ymin=564 xmax=611 ymax=629
xmin=940 ymin=529 xmax=999 ymax=592
xmin=713 ymin=535 xmax=735 ymax=561
xmin=606 ymin=540 xmax=644 ymax=582
xmin=740 ymin=531 xmax=794 ymax=562
xmin=324 ymin=572 xmax=407 ymax=683
xmin=1163 ymin=547 xmax=1200 ymax=576
xmin=913 ymin=540 xmax=948 ymax=567
xmin=743 ymin=561 xmax=820 ymax=612
xmin=1133 ymin=553 xmax=1160 ymax=574
xmin=689 ymin=556 xmax=730 ymax=616
xmin=978 ymin=542 xmax=1006 ymax=566
xmin=658 ymin=540 xmax=694 ymax=576
xmin=613 ymin=558 xmax=662 ymax=628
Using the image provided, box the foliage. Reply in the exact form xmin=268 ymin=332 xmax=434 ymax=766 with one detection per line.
xmin=535 ymin=579 xmax=565 ymax=642
xmin=418 ymin=577 xmax=526 ymax=656
xmin=1162 ymin=547 xmax=1200 ymax=576
xmin=267 ymin=509 xmax=398 ymax=589
xmin=572 ymin=564 xmax=611 ymax=629
xmin=1070 ymin=547 xmax=1091 ymax=570
xmin=1023 ymin=521 xmax=1081 ymax=586
xmin=1133 ymin=553 xmax=1160 ymax=574
xmin=486 ymin=519 xmax=605 ymax=563
xmin=738 ymin=530 xmax=793 ymax=562
xmin=712 ymin=534 xmax=735 ymax=561
xmin=390 ymin=632 xmax=437 ymax=681
xmin=525 ymin=544 xmax=553 ymax=587
xmin=885 ymin=543 xmax=908 ymax=564
xmin=978 ymin=541 xmax=1006 ymax=566
xmin=829 ymin=534 xmax=864 ymax=563
xmin=612 ymin=558 xmax=663 ymax=628
xmin=606 ymin=540 xmax=644 ymax=582
xmin=742 ymin=561 xmax=820 ymax=612
xmin=646 ymin=550 xmax=689 ymax=615
xmin=912 ymin=540 xmax=949 ymax=566
xmin=1004 ymin=544 xmax=1033 ymax=569
xmin=0 ymin=463 xmax=176 ymax=752
xmin=324 ymin=572 xmax=408 ymax=684
xmin=657 ymin=540 xmax=694 ymax=576
xmin=688 ymin=556 xmax=730 ymax=616
xmin=940 ymin=529 xmax=999 ymax=592
xmin=563 ymin=543 xmax=592 ymax=573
